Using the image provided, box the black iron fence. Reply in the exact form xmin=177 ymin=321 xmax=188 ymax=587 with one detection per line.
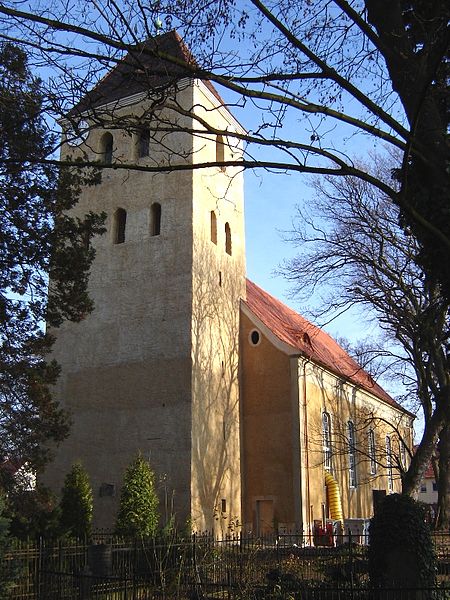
xmin=3 ymin=532 xmax=450 ymax=599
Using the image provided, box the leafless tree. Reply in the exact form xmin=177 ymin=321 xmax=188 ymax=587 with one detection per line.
xmin=281 ymin=153 xmax=450 ymax=526
xmin=0 ymin=0 xmax=448 ymax=298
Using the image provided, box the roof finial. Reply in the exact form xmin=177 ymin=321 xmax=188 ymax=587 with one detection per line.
xmin=153 ymin=17 xmax=163 ymax=33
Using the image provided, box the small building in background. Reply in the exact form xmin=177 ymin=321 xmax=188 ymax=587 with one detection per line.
xmin=418 ymin=458 xmax=438 ymax=520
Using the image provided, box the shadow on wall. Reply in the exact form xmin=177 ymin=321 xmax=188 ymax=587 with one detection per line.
xmin=191 ymin=237 xmax=243 ymax=533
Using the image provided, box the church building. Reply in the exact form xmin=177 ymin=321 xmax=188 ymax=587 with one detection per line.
xmin=44 ymin=31 xmax=414 ymax=535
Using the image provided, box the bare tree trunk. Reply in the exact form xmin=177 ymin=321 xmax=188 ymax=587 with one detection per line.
xmin=436 ymin=424 xmax=450 ymax=530
xmin=402 ymin=409 xmax=444 ymax=497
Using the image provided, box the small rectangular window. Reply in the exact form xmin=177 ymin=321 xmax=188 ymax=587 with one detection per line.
xmin=210 ymin=211 xmax=217 ymax=244
xmin=99 ymin=483 xmax=116 ymax=497
xmin=139 ymin=128 xmax=150 ymax=158
xmin=432 ymin=481 xmax=438 ymax=492
xmin=114 ymin=208 xmax=126 ymax=244
xmin=420 ymin=484 xmax=427 ymax=493
xmin=225 ymin=222 xmax=232 ymax=255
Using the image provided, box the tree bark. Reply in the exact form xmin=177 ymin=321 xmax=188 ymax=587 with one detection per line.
xmin=365 ymin=0 xmax=450 ymax=298
xmin=436 ymin=425 xmax=450 ymax=529
xmin=402 ymin=408 xmax=445 ymax=497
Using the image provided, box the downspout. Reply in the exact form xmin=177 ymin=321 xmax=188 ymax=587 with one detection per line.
xmin=291 ymin=357 xmax=302 ymax=532
xmin=302 ymin=358 xmax=311 ymax=538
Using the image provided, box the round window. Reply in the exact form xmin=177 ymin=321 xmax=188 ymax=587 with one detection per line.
xmin=249 ymin=330 xmax=261 ymax=346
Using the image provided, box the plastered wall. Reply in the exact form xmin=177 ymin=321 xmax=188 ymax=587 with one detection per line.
xmin=44 ymin=80 xmax=247 ymax=531
xmin=241 ymin=314 xmax=412 ymax=535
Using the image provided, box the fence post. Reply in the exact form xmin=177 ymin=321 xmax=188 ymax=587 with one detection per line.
xmin=349 ymin=529 xmax=354 ymax=600
xmin=37 ymin=537 xmax=43 ymax=600
xmin=192 ymin=532 xmax=200 ymax=599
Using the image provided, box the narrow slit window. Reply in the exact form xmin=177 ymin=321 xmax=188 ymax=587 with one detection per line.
xmin=150 ymin=203 xmax=161 ymax=236
xmin=101 ymin=132 xmax=113 ymax=164
xmin=216 ymin=134 xmax=225 ymax=171
xmin=139 ymin=128 xmax=150 ymax=158
xmin=114 ymin=208 xmax=126 ymax=244
xmin=210 ymin=211 xmax=217 ymax=244
xmin=225 ymin=222 xmax=232 ymax=256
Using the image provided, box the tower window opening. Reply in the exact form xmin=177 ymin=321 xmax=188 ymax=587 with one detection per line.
xmin=138 ymin=128 xmax=150 ymax=158
xmin=113 ymin=208 xmax=127 ymax=244
xmin=150 ymin=203 xmax=161 ymax=236
xmin=225 ymin=222 xmax=232 ymax=256
xmin=100 ymin=132 xmax=113 ymax=164
xmin=216 ymin=134 xmax=226 ymax=171
xmin=210 ymin=210 xmax=217 ymax=244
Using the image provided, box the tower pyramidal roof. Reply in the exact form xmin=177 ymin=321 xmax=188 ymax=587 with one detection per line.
xmin=71 ymin=30 xmax=225 ymax=116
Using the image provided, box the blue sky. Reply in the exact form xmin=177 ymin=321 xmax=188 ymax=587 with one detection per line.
xmin=244 ymin=169 xmax=373 ymax=342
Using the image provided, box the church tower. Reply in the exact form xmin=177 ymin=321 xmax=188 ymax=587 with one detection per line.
xmin=44 ymin=31 xmax=246 ymax=531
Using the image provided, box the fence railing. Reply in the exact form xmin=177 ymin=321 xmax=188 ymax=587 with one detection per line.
xmin=3 ymin=531 xmax=450 ymax=599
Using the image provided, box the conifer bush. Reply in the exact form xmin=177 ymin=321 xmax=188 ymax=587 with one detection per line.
xmin=368 ymin=493 xmax=436 ymax=592
xmin=59 ymin=462 xmax=93 ymax=538
xmin=0 ymin=495 xmax=14 ymax=599
xmin=115 ymin=454 xmax=159 ymax=537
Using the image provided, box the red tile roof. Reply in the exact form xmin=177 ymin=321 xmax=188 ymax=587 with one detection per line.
xmin=70 ymin=30 xmax=226 ymax=116
xmin=424 ymin=463 xmax=435 ymax=479
xmin=244 ymin=279 xmax=409 ymax=412
xmin=413 ymin=446 xmax=436 ymax=479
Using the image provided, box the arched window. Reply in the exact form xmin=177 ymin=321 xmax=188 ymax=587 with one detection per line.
xmin=138 ymin=128 xmax=150 ymax=158
xmin=113 ymin=208 xmax=126 ymax=244
xmin=225 ymin=222 xmax=232 ymax=255
xmin=368 ymin=429 xmax=377 ymax=475
xmin=150 ymin=203 xmax=161 ymax=236
xmin=216 ymin=134 xmax=225 ymax=171
xmin=100 ymin=132 xmax=113 ymax=164
xmin=322 ymin=412 xmax=332 ymax=472
xmin=210 ymin=211 xmax=217 ymax=244
xmin=348 ymin=421 xmax=357 ymax=488
xmin=400 ymin=439 xmax=407 ymax=470
xmin=385 ymin=436 xmax=393 ymax=492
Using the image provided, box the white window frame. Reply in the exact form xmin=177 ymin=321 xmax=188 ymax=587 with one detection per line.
xmin=386 ymin=435 xmax=394 ymax=492
xmin=368 ymin=428 xmax=377 ymax=475
xmin=400 ymin=439 xmax=407 ymax=469
xmin=348 ymin=420 xmax=357 ymax=488
xmin=322 ymin=412 xmax=333 ymax=472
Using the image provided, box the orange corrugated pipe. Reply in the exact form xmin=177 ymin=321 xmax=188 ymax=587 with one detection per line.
xmin=325 ymin=471 xmax=344 ymax=523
